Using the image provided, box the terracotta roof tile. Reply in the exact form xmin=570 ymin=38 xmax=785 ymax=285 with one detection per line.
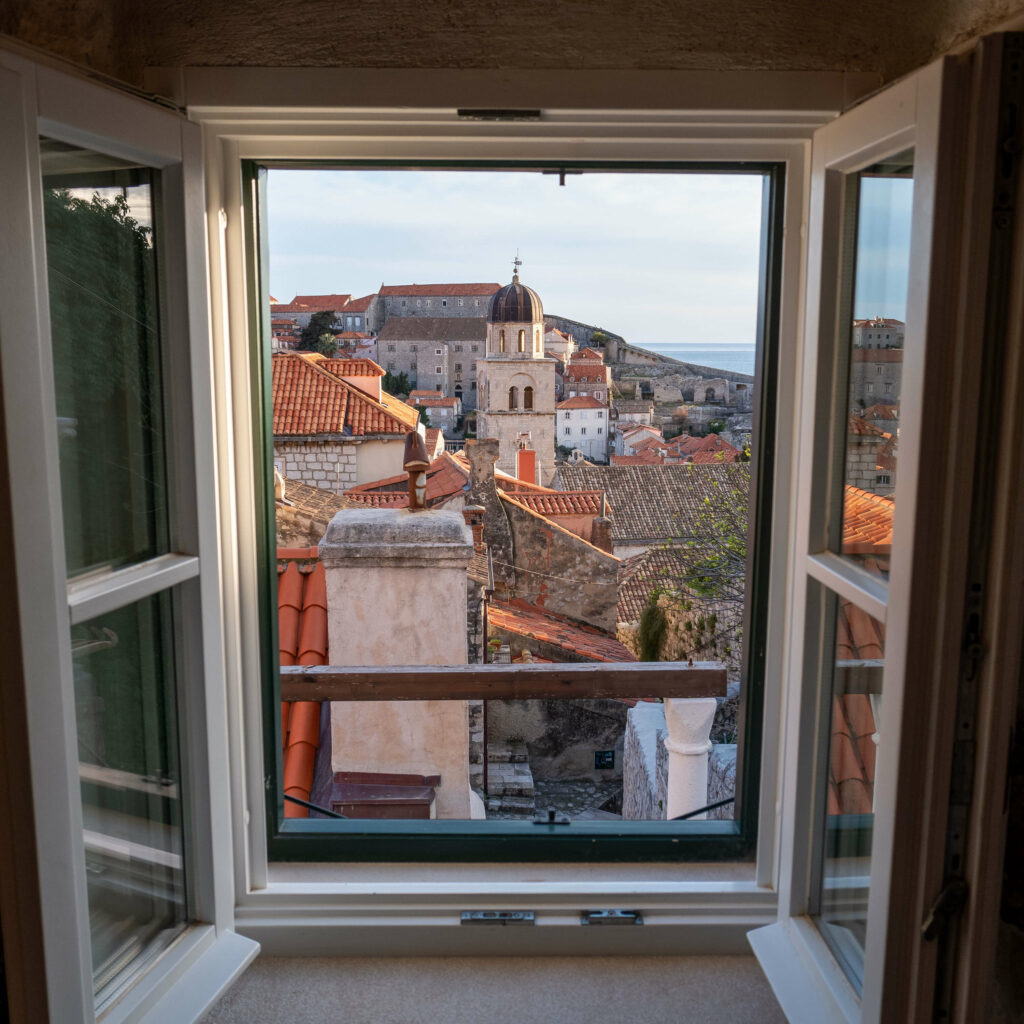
xmin=279 ymin=477 xmax=363 ymax=523
xmin=343 ymin=294 xmax=376 ymax=312
xmin=272 ymin=352 xmax=418 ymax=437
xmin=502 ymin=489 xmax=608 ymax=517
xmin=344 ymin=450 xmax=470 ymax=508
xmin=572 ymin=348 xmax=604 ymax=361
xmin=488 ymin=598 xmax=637 ymax=663
xmin=292 ymin=293 xmax=352 ymax=308
xmin=611 ymin=452 xmax=665 ymax=465
xmin=379 ymin=283 xmax=500 ymax=297
xmin=277 ymin=547 xmax=328 ymax=819
xmin=376 ymin=316 xmax=488 ymax=343
xmin=848 ymin=415 xmax=890 ymax=438
xmin=325 ymin=358 xmax=385 ymax=377
xmin=558 ymin=396 xmax=606 ymax=410
xmin=842 ymin=486 xmax=894 ymax=555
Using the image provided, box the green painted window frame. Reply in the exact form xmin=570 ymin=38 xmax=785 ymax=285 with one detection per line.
xmin=244 ymin=159 xmax=786 ymax=862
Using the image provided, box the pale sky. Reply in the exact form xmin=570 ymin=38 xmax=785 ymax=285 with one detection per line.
xmin=266 ymin=169 xmax=767 ymax=346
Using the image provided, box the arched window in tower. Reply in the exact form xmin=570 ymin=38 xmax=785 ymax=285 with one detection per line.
xmin=518 ymin=329 xmax=525 ymax=352
xmin=499 ymin=329 xmax=506 ymax=353
xmin=535 ymin=329 xmax=540 ymax=352
xmin=508 ymin=386 xmax=518 ymax=410
xmin=705 ymin=386 xmax=716 ymax=402
xmin=524 ymin=386 xmax=534 ymax=410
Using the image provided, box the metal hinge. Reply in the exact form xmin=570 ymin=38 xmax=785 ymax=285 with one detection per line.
xmin=533 ymin=808 xmax=571 ymax=825
xmin=921 ymin=879 xmax=968 ymax=941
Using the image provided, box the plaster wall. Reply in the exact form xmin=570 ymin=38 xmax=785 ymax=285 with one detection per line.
xmin=320 ymin=508 xmax=474 ymax=818
xmin=6 ymin=1 xmax=1024 ymax=95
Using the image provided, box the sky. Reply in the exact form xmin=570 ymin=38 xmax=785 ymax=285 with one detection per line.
xmin=852 ymin=176 xmax=913 ymax=322
xmin=266 ymin=169 xmax=767 ymax=346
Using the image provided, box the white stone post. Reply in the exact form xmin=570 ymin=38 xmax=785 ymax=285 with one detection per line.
xmin=663 ymin=697 xmax=718 ymax=821
xmin=320 ymin=507 xmax=477 ymax=818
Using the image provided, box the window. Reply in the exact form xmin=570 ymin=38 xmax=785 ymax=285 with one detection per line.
xmin=508 ymin=386 xmax=518 ymax=409
xmin=564 ymin=427 xmax=571 ymax=436
xmin=435 ymin=348 xmax=442 ymax=355
xmin=388 ymin=343 xmax=396 ymax=351
xmin=435 ymin=366 xmax=442 ymax=374
xmin=455 ymin=363 xmax=463 ymax=372
xmin=597 ymin=410 xmax=604 ymax=418
xmin=410 ymin=344 xmax=418 ymax=351
xmin=564 ymin=411 xmax=571 ymax=420
xmin=524 ymin=385 xmax=534 ymax=410
xmin=7 ymin=51 xmax=1019 ymax=1023
xmin=518 ymin=328 xmax=525 ymax=352
xmin=442 ymin=299 xmax=447 ymax=306
xmin=597 ymin=427 xmax=603 ymax=434
xmin=580 ymin=427 xmax=587 ymax=435
xmin=455 ymin=344 xmax=462 ymax=352
xmin=499 ymin=329 xmax=506 ymax=352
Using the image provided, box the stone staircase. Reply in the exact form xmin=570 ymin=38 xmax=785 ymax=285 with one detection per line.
xmin=485 ymin=741 xmax=536 ymax=818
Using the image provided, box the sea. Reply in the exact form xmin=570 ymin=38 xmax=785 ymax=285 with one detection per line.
xmin=637 ymin=343 xmax=756 ymax=377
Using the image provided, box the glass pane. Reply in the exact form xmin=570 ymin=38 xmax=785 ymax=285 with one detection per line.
xmin=815 ymin=590 xmax=884 ymax=992
xmin=834 ymin=150 xmax=913 ymax=579
xmin=73 ymin=592 xmax=186 ymax=997
xmin=267 ymin=167 xmax=770 ymax=828
xmin=41 ymin=138 xmax=168 ymax=577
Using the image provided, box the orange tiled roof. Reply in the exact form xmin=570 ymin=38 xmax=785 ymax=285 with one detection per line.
xmin=558 ymin=396 xmax=606 ymax=410
xmin=571 ymin=348 xmax=604 ymax=361
xmin=862 ymin=402 xmax=899 ymax=419
xmin=325 ymin=358 xmax=384 ymax=377
xmin=488 ymin=598 xmax=637 ymax=663
xmin=828 ymin=693 xmax=876 ymax=815
xmin=335 ymin=331 xmax=374 ymax=340
xmin=272 ymin=352 xmax=418 ymax=436
xmin=278 ymin=547 xmax=328 ymax=819
xmin=853 ymin=317 xmax=905 ymax=328
xmin=379 ymin=283 xmax=501 ymax=297
xmin=501 ymin=490 xmax=608 ymax=517
xmin=424 ymin=427 xmax=443 ymax=457
xmin=409 ymin=389 xmax=444 ymax=399
xmin=292 ymin=293 xmax=352 ymax=308
xmin=842 ymin=486 xmax=894 ymax=555
xmin=345 ymin=450 xmax=470 ymax=508
xmin=848 ymin=415 xmax=890 ymax=438
xmin=417 ymin=396 xmax=459 ymax=408
xmin=343 ymin=294 xmax=376 ymax=312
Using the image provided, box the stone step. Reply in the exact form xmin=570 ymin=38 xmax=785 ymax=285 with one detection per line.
xmin=487 ymin=748 xmax=529 ymax=764
xmin=495 ymin=795 xmax=536 ymax=813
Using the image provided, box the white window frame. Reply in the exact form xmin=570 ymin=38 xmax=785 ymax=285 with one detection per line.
xmin=182 ymin=66 xmax=829 ymax=960
xmin=0 ymin=49 xmax=256 ymax=1023
xmin=21 ymin=50 xmax=1009 ymax=1019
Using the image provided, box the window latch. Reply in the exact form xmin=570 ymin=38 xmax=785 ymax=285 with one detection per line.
xmin=921 ymin=878 xmax=968 ymax=940
xmin=533 ymin=808 xmax=571 ymax=825
xmin=581 ymin=910 xmax=643 ymax=926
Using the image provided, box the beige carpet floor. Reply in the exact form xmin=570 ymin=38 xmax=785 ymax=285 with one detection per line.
xmin=201 ymin=955 xmax=785 ymax=1023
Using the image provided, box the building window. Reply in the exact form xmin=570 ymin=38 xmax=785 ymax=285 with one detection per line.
xmin=455 ymin=363 xmax=462 ymax=372
xmin=876 ymin=365 xmax=883 ymax=374
xmin=435 ymin=366 xmax=442 ymax=374
xmin=518 ymin=329 xmax=525 ymax=352
xmin=499 ymin=329 xmax=506 ymax=353
xmin=597 ymin=410 xmax=604 ymax=418
xmin=580 ymin=427 xmax=587 ymax=435
xmin=535 ymin=328 xmax=540 ymax=351
xmin=564 ymin=427 xmax=571 ymax=436
xmin=472 ymin=344 xmax=479 ymax=352
xmin=410 ymin=344 xmax=418 ymax=352
xmin=442 ymin=299 xmax=447 ymax=307
xmin=455 ymin=344 xmax=462 ymax=352
xmin=524 ymin=385 xmax=534 ymax=409
xmin=884 ymin=382 xmax=893 ymax=392
xmin=388 ymin=343 xmax=396 ymax=351
xmin=597 ymin=427 xmax=603 ymax=434
xmin=435 ymin=348 xmax=442 ymax=355
xmin=508 ymin=386 xmax=518 ymax=409
xmin=401 ymin=299 xmax=406 ymax=306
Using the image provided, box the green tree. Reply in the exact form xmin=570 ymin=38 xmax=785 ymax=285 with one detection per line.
xmin=418 ymin=406 xmax=432 ymax=428
xmin=382 ymin=370 xmax=411 ymax=396
xmin=315 ymin=332 xmax=338 ymax=357
xmin=590 ymin=330 xmax=608 ymax=347
xmin=300 ymin=310 xmax=338 ymax=350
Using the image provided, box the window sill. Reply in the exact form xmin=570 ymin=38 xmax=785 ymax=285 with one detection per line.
xmin=98 ymin=927 xmax=259 ymax=1024
xmin=748 ymin=918 xmax=860 ymax=1024
xmin=234 ymin=862 xmax=774 ymax=956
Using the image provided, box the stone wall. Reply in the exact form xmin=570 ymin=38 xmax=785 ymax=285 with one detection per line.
xmin=274 ymin=440 xmax=358 ymax=491
xmin=487 ymin=698 xmax=628 ymax=781
xmin=622 ymin=702 xmax=668 ymax=820
xmin=503 ymin=498 xmax=621 ymax=632
xmin=707 ymin=744 xmax=737 ymax=821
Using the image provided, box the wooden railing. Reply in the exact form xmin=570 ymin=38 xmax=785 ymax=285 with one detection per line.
xmin=280 ymin=661 xmax=726 ymax=702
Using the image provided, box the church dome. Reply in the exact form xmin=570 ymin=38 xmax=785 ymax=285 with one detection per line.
xmin=489 ymin=270 xmax=543 ymax=323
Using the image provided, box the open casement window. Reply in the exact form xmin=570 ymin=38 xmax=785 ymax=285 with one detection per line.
xmin=0 ymin=50 xmax=256 ymax=1023
xmin=245 ymin=159 xmax=784 ymax=863
xmin=750 ymin=39 xmax=1021 ymax=1023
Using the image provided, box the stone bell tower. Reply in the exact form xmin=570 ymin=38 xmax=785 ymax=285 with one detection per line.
xmin=475 ymin=258 xmax=556 ymax=483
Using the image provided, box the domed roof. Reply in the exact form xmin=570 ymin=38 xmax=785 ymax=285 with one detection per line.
xmin=489 ymin=271 xmax=543 ymax=323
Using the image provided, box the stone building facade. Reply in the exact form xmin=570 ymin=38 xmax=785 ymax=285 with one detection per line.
xmin=475 ymin=270 xmax=557 ymax=483
xmin=850 ymin=346 xmax=903 ymax=406
xmin=376 ymin=316 xmax=487 ymax=409
xmin=368 ymin=283 xmax=500 ymax=333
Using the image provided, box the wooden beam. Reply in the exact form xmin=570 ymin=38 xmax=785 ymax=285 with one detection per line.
xmin=280 ymin=661 xmax=726 ymax=702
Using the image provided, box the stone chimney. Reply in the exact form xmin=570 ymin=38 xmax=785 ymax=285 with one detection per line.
xmin=591 ymin=490 xmax=613 ymax=553
xmin=464 ymin=439 xmax=515 ymax=591
xmin=319 ymin=507 xmax=481 ymax=818
xmin=515 ymin=447 xmax=537 ymax=486
xmin=462 ymin=504 xmax=486 ymax=551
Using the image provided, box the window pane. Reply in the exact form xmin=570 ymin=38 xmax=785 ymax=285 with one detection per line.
xmin=266 ymin=166 xmax=772 ymax=841
xmin=833 ymin=150 xmax=913 ymax=578
xmin=815 ymin=590 xmax=884 ymax=992
xmin=41 ymin=138 xmax=169 ymax=577
xmin=73 ymin=592 xmax=186 ymax=997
